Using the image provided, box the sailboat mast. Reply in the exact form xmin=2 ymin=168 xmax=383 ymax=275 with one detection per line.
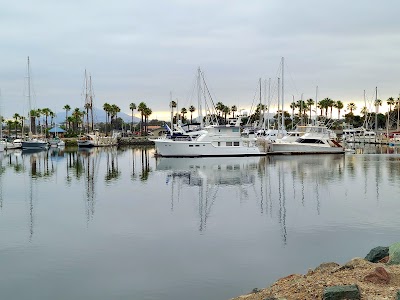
xmin=267 ymin=78 xmax=271 ymax=129
xmin=197 ymin=67 xmax=203 ymax=127
xmin=89 ymin=75 xmax=94 ymax=131
xmin=315 ymin=86 xmax=318 ymax=125
xmin=375 ymin=87 xmax=378 ymax=132
xmin=258 ymin=78 xmax=262 ymax=127
xmin=27 ymin=56 xmax=32 ymax=136
xmin=277 ymin=77 xmax=280 ymax=129
xmin=281 ymin=57 xmax=285 ymax=130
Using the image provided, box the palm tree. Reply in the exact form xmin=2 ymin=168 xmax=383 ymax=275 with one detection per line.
xmin=138 ymin=102 xmax=147 ymax=135
xmin=72 ymin=108 xmax=83 ymax=132
xmin=41 ymin=108 xmax=52 ymax=137
xmin=170 ymin=100 xmax=177 ymax=125
xmin=215 ymin=102 xmax=224 ymax=117
xmin=84 ymin=102 xmax=92 ymax=132
xmin=317 ymin=99 xmax=327 ymax=116
xmin=129 ymin=102 xmax=136 ymax=131
xmin=347 ymin=102 xmax=357 ymax=113
xmin=231 ymin=105 xmax=237 ymax=118
xmin=222 ymin=105 xmax=231 ymax=123
xmin=143 ymin=107 xmax=152 ymax=134
xmin=110 ymin=104 xmax=120 ymax=130
xmin=6 ymin=120 xmax=13 ymax=136
xmin=63 ymin=104 xmax=71 ymax=129
xmin=103 ymin=103 xmax=111 ymax=135
xmin=13 ymin=113 xmax=20 ymax=138
xmin=387 ymin=97 xmax=395 ymax=112
xmin=180 ymin=107 xmax=187 ymax=122
xmin=306 ymin=99 xmax=314 ymax=122
xmin=361 ymin=106 xmax=368 ymax=118
xmin=334 ymin=100 xmax=344 ymax=119
xmin=189 ymin=105 xmax=196 ymax=123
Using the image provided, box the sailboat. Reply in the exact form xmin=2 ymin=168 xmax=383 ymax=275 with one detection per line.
xmin=77 ymin=70 xmax=117 ymax=148
xmin=21 ymin=57 xmax=48 ymax=150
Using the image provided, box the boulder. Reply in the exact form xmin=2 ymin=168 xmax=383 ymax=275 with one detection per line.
xmin=365 ymin=246 xmax=389 ymax=263
xmin=388 ymin=242 xmax=400 ymax=265
xmin=323 ymin=285 xmax=360 ymax=300
xmin=363 ymin=266 xmax=390 ymax=284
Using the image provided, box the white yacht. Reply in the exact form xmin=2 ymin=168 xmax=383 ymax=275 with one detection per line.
xmin=0 ymin=138 xmax=22 ymax=150
xmin=153 ymin=119 xmax=265 ymax=157
xmin=270 ymin=124 xmax=344 ymax=154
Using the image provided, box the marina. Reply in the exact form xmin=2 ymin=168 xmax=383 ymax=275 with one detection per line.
xmin=0 ymin=145 xmax=400 ymax=300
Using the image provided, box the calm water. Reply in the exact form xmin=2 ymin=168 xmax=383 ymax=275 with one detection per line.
xmin=1 ymin=146 xmax=400 ymax=300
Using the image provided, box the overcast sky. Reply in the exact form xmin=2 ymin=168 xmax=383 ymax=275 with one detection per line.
xmin=1 ymin=0 xmax=400 ymax=120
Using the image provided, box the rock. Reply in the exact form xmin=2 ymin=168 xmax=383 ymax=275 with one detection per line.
xmin=314 ymin=262 xmax=340 ymax=272
xmin=378 ymin=256 xmax=389 ymax=263
xmin=388 ymin=242 xmax=400 ymax=265
xmin=365 ymin=246 xmax=389 ymax=263
xmin=323 ymin=285 xmax=360 ymax=300
xmin=363 ymin=266 xmax=391 ymax=284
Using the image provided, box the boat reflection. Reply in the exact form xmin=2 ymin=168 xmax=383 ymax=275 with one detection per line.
xmin=157 ymin=157 xmax=264 ymax=231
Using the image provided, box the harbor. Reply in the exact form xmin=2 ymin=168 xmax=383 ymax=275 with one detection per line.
xmin=1 ymin=145 xmax=400 ymax=300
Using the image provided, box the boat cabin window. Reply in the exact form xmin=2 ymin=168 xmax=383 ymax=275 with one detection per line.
xmin=233 ymin=141 xmax=240 ymax=146
xmin=296 ymin=138 xmax=324 ymax=144
xmin=226 ymin=142 xmax=232 ymax=146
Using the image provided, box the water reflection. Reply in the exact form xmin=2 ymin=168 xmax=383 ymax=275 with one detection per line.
xmin=1 ymin=146 xmax=399 ymax=243
xmin=157 ymin=157 xmax=262 ymax=231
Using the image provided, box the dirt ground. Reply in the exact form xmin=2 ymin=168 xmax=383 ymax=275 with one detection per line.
xmin=231 ymin=258 xmax=400 ymax=300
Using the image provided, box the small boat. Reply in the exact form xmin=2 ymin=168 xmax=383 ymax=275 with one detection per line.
xmin=77 ymin=132 xmax=118 ymax=148
xmin=48 ymin=137 xmax=65 ymax=147
xmin=0 ymin=138 xmax=22 ymax=150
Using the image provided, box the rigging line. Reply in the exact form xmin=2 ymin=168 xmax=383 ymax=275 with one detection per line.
xmin=246 ymin=81 xmax=260 ymax=125
xmin=283 ymin=60 xmax=300 ymax=98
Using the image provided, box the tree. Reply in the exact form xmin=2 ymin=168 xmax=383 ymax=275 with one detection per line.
xmin=215 ymin=102 xmax=224 ymax=117
xmin=63 ymin=104 xmax=71 ymax=129
xmin=347 ymin=102 xmax=357 ymax=113
xmin=334 ymin=100 xmax=344 ymax=119
xmin=231 ymin=105 xmax=237 ymax=118
xmin=110 ymin=104 xmax=121 ymax=130
xmin=326 ymin=98 xmax=335 ymax=118
xmin=317 ymin=99 xmax=328 ymax=116
xmin=189 ymin=105 xmax=196 ymax=123
xmin=387 ymin=97 xmax=395 ymax=112
xmin=143 ymin=107 xmax=152 ymax=134
xmin=13 ymin=113 xmax=20 ymax=138
xmin=306 ymin=98 xmax=314 ymax=122
xmin=222 ymin=105 xmax=230 ymax=123
xmin=129 ymin=102 xmax=136 ymax=131
xmin=180 ymin=107 xmax=187 ymax=122
xmin=103 ymin=103 xmax=111 ymax=135
xmin=41 ymin=108 xmax=52 ymax=137
xmin=138 ymin=102 xmax=147 ymax=135
xmin=6 ymin=120 xmax=13 ymax=136
xmin=170 ymin=100 xmax=177 ymax=125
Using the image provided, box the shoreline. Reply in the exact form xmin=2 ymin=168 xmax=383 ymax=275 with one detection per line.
xmin=231 ymin=245 xmax=400 ymax=299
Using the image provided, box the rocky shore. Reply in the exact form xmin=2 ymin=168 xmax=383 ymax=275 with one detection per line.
xmin=232 ymin=242 xmax=400 ymax=300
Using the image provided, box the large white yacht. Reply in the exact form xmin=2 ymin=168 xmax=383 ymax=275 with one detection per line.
xmin=152 ymin=118 xmax=265 ymax=157
xmin=270 ymin=124 xmax=344 ymax=154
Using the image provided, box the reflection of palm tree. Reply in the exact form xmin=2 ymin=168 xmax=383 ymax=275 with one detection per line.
xmin=105 ymin=150 xmax=120 ymax=181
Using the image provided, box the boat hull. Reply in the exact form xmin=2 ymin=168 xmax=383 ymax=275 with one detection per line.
xmin=154 ymin=140 xmax=265 ymax=157
xmin=270 ymin=142 xmax=345 ymax=154
xmin=21 ymin=140 xmax=48 ymax=150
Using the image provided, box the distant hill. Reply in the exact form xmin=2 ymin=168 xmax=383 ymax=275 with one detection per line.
xmin=54 ymin=107 xmax=141 ymax=124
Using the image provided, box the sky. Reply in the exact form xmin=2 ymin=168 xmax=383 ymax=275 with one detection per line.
xmin=1 ymin=0 xmax=400 ymax=121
